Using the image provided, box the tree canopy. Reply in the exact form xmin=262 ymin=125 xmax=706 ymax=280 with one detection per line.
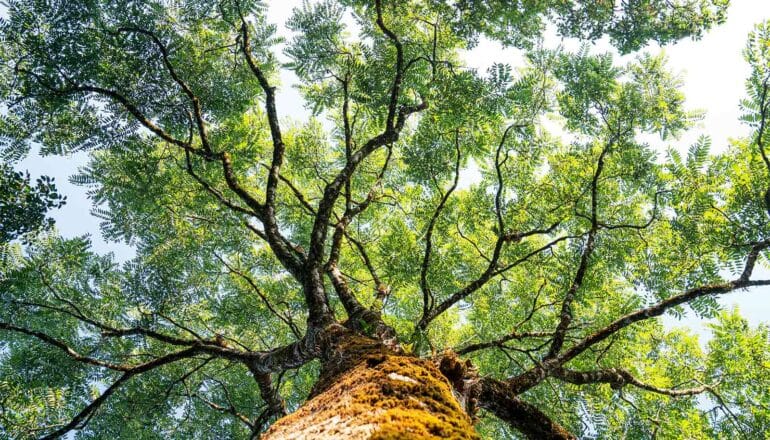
xmin=1 ymin=0 xmax=769 ymax=438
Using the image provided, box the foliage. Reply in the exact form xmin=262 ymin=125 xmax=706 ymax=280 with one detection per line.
xmin=0 ymin=0 xmax=768 ymax=439
xmin=0 ymin=163 xmax=65 ymax=243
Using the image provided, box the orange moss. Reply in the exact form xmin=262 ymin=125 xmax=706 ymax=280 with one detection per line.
xmin=263 ymin=354 xmax=479 ymax=439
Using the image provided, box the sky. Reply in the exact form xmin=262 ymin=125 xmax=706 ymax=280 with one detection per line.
xmin=16 ymin=0 xmax=770 ymax=343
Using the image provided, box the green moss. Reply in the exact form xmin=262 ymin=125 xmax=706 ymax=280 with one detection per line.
xmin=263 ymin=353 xmax=479 ymax=439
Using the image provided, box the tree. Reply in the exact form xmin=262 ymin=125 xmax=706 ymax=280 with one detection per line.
xmin=1 ymin=0 xmax=769 ymax=438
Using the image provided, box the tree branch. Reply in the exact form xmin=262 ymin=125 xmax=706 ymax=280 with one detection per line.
xmin=457 ymin=331 xmax=554 ymax=355
xmin=298 ymin=0 xmax=427 ymax=326
xmin=417 ymin=124 xmax=518 ymax=329
xmin=216 ymin=254 xmax=302 ymax=339
xmin=235 ymin=14 xmax=314 ymax=287
xmin=420 ymin=130 xmax=461 ymax=320
xmin=478 ymin=377 xmax=576 ymax=440
xmin=247 ymin=367 xmax=287 ymax=429
xmin=0 ymin=322 xmax=132 ymax=372
xmin=113 ymin=26 xmax=214 ymax=154
xmin=546 ymin=142 xmax=609 ymax=358
xmin=374 ymin=0 xmax=404 ymax=131
xmin=419 ymin=232 xmax=575 ymax=330
xmin=505 ymin=241 xmax=770 ymax=395
xmin=553 ymin=367 xmax=712 ymax=397
xmin=39 ymin=346 xmax=203 ymax=439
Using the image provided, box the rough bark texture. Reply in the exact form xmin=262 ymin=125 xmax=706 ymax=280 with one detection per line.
xmin=262 ymin=333 xmax=479 ymax=439
xmin=479 ymin=377 xmax=576 ymax=440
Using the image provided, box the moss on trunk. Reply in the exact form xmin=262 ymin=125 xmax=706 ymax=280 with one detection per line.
xmin=262 ymin=350 xmax=479 ymax=439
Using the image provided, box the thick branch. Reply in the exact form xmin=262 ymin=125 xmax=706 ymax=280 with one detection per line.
xmin=478 ymin=377 xmax=576 ymax=440
xmin=553 ymin=367 xmax=712 ymax=397
xmin=324 ymin=149 xmax=393 ymax=317
xmin=247 ymin=367 xmax=287 ymax=426
xmin=374 ymin=0 xmax=404 ymax=131
xmin=239 ymin=20 xmax=285 ymax=212
xmin=326 ymin=263 xmax=369 ymax=318
xmin=237 ymin=18 xmax=311 ymax=284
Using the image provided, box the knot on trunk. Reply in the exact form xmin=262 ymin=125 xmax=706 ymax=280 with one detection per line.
xmin=437 ymin=350 xmax=480 ymax=421
xmin=310 ymin=324 xmax=392 ymax=397
xmin=343 ymin=308 xmax=399 ymax=350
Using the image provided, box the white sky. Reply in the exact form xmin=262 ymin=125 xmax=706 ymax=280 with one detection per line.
xmin=17 ymin=1 xmax=770 ymax=342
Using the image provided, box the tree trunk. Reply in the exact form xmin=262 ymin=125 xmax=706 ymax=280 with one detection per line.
xmin=262 ymin=329 xmax=479 ymax=439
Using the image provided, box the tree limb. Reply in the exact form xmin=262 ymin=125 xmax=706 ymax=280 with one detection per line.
xmin=505 ymin=241 xmax=770 ymax=395
xmin=39 ymin=346 xmax=203 ymax=439
xmin=420 ymin=130 xmax=461 ymax=319
xmin=478 ymin=377 xmax=576 ymax=440
xmin=546 ymin=141 xmax=609 ymax=358
xmin=457 ymin=331 xmax=554 ymax=355
xmin=553 ymin=367 xmax=712 ymax=397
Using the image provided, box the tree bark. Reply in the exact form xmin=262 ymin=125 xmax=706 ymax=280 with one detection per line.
xmin=262 ymin=330 xmax=479 ymax=439
xmin=478 ymin=377 xmax=576 ymax=440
